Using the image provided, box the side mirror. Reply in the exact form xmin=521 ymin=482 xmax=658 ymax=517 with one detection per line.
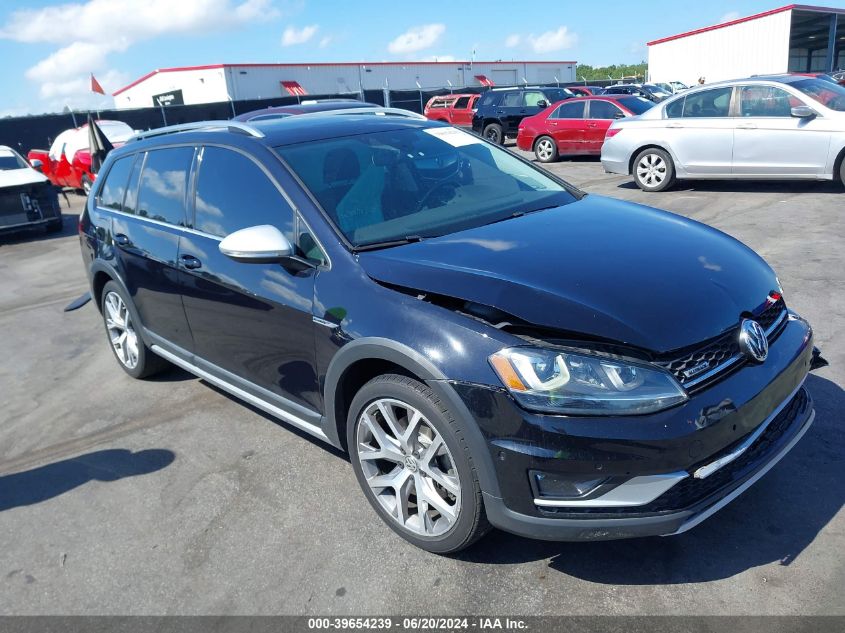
xmin=791 ymin=105 xmax=816 ymax=119
xmin=219 ymin=225 xmax=293 ymax=263
xmin=30 ymin=159 xmax=43 ymax=169
xmin=536 ymin=100 xmax=548 ymax=109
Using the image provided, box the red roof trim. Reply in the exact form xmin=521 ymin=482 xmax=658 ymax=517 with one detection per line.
xmin=647 ymin=4 xmax=845 ymax=47
xmin=112 ymin=60 xmax=578 ymax=96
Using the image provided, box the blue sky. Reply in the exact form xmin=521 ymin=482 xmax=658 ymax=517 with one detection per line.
xmin=0 ymin=0 xmax=804 ymax=115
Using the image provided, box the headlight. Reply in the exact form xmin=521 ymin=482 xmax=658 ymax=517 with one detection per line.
xmin=489 ymin=347 xmax=687 ymax=415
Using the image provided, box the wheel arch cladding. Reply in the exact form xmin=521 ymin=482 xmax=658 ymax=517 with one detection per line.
xmin=322 ymin=338 xmax=502 ymax=498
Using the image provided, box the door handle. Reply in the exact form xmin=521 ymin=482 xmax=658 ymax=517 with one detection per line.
xmin=737 ymin=123 xmax=757 ymax=129
xmin=667 ymin=123 xmax=684 ymax=129
xmin=180 ymin=254 xmax=202 ymax=270
xmin=114 ymin=233 xmax=131 ymax=247
xmin=587 ymin=123 xmax=598 ymax=128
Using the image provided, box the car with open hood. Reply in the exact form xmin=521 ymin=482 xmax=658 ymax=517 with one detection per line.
xmin=0 ymin=145 xmax=62 ymax=235
xmin=78 ymin=111 xmax=821 ymax=553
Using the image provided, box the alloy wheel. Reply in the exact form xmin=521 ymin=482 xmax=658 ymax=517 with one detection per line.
xmin=355 ymin=398 xmax=461 ymax=537
xmin=104 ymin=291 xmax=139 ymax=369
xmin=636 ymin=153 xmax=667 ymax=187
xmin=485 ymin=129 xmax=501 ymax=143
xmin=536 ymin=138 xmax=554 ymax=161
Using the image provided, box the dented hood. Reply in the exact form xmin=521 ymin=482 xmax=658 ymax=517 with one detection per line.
xmin=357 ymin=195 xmax=779 ymax=354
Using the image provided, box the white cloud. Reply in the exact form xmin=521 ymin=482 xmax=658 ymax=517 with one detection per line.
xmin=319 ymin=35 xmax=333 ymax=48
xmin=281 ymin=24 xmax=318 ymax=46
xmin=528 ymin=26 xmax=578 ymax=53
xmin=719 ymin=11 xmax=741 ymax=23
xmin=0 ymin=0 xmax=276 ymax=109
xmin=504 ymin=34 xmax=521 ymax=48
xmin=42 ymin=69 xmax=130 ymax=112
xmin=388 ymin=23 xmax=445 ymax=55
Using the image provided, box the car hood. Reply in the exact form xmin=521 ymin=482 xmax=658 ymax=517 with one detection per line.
xmin=358 ymin=195 xmax=779 ymax=354
xmin=0 ymin=167 xmax=49 ymax=188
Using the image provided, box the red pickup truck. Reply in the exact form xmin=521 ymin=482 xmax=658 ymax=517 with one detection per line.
xmin=28 ymin=120 xmax=133 ymax=194
xmin=423 ymin=93 xmax=479 ymax=127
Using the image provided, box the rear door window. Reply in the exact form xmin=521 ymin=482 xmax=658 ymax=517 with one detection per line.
xmin=98 ymin=155 xmax=135 ymax=211
xmin=477 ymin=92 xmax=499 ymax=108
xmin=550 ymin=101 xmax=585 ymax=119
xmin=453 ymin=96 xmax=470 ymax=109
xmin=136 ymin=147 xmax=194 ymax=225
xmin=502 ymin=92 xmax=522 ymax=107
xmin=588 ymin=100 xmax=623 ymax=119
xmin=681 ymin=87 xmax=733 ymax=118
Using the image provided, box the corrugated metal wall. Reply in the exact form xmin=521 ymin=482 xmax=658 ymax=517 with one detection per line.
xmin=648 ymin=10 xmax=792 ymax=86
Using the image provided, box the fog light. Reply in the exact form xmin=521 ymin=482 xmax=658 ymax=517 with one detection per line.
xmin=530 ymin=470 xmax=609 ymax=499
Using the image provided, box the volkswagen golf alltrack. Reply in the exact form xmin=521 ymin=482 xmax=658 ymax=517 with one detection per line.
xmin=79 ymin=109 xmax=819 ymax=553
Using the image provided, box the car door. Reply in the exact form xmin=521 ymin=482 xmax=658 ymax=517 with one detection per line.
xmin=584 ymin=99 xmax=624 ymax=153
xmin=499 ymin=91 xmax=524 ymax=135
xmin=732 ymin=84 xmax=832 ymax=176
xmin=110 ymin=147 xmax=195 ymax=350
xmin=663 ymin=86 xmax=735 ymax=176
xmin=546 ymin=100 xmax=586 ymax=153
xmin=450 ymin=95 xmax=472 ymax=126
xmin=178 ymin=144 xmax=322 ymax=413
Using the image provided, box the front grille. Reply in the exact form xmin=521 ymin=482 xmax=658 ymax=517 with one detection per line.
xmin=539 ymin=387 xmax=809 ymax=518
xmin=0 ymin=182 xmax=59 ymax=227
xmin=656 ymin=297 xmax=788 ymax=390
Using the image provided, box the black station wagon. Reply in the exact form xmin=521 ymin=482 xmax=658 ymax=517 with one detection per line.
xmin=79 ymin=108 xmax=820 ymax=553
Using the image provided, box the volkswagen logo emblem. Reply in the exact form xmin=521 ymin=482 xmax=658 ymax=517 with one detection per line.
xmin=739 ymin=319 xmax=768 ymax=362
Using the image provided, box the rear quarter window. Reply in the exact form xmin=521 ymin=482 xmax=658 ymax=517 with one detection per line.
xmin=477 ymin=92 xmax=499 ymax=108
xmin=97 ymin=155 xmax=135 ymax=211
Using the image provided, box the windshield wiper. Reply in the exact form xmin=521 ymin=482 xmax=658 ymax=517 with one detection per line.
xmin=352 ymin=235 xmax=424 ymax=253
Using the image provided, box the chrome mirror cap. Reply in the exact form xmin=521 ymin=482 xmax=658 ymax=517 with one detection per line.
xmin=219 ymin=224 xmax=293 ymax=263
xmin=791 ymin=105 xmax=816 ymax=119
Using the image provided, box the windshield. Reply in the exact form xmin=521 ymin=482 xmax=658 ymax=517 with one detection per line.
xmin=617 ymin=96 xmax=654 ymax=114
xmin=277 ymin=126 xmax=577 ymax=248
xmin=0 ymin=151 xmax=27 ymax=170
xmin=791 ymin=78 xmax=845 ymax=111
xmin=644 ymin=84 xmax=671 ymax=97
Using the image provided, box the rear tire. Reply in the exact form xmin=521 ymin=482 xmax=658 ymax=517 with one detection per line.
xmin=100 ymin=281 xmax=169 ymax=379
xmin=632 ymin=147 xmax=676 ymax=192
xmin=534 ymin=136 xmax=559 ymax=163
xmin=839 ymin=155 xmax=845 ymax=188
xmin=482 ymin=123 xmax=504 ymax=145
xmin=347 ymin=374 xmax=490 ymax=554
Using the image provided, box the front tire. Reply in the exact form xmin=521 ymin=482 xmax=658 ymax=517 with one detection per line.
xmin=347 ymin=374 xmax=490 ymax=554
xmin=100 ymin=281 xmax=169 ymax=379
xmin=482 ymin=123 xmax=504 ymax=145
xmin=632 ymin=147 xmax=676 ymax=192
xmin=534 ymin=136 xmax=559 ymax=163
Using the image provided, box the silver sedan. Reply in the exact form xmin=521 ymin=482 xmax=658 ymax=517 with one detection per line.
xmin=601 ymin=75 xmax=845 ymax=191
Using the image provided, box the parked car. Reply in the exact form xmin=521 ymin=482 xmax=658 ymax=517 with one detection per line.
xmin=233 ymin=100 xmax=378 ymax=122
xmin=516 ymin=96 xmax=654 ymax=162
xmin=80 ymin=110 xmax=820 ymax=553
xmin=832 ymin=70 xmax=845 ymax=86
xmin=603 ymin=83 xmax=672 ymax=103
xmin=567 ymin=86 xmax=594 ymax=97
xmin=471 ymin=86 xmax=575 ymax=143
xmin=669 ymin=81 xmax=690 ymax=93
xmin=602 ymin=75 xmax=845 ymax=191
xmin=424 ymin=93 xmax=480 ymax=126
xmin=28 ymin=120 xmax=134 ymax=195
xmin=0 ymin=145 xmax=62 ymax=235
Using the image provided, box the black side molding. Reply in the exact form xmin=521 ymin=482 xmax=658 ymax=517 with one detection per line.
xmin=64 ymin=292 xmax=92 ymax=312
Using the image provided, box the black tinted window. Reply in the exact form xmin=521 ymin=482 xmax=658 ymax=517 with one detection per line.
xmin=98 ymin=155 xmax=134 ymax=211
xmin=122 ymin=153 xmax=144 ymax=215
xmin=454 ymin=96 xmax=470 ymax=109
xmin=681 ymin=87 xmax=732 ymax=117
xmin=665 ymin=97 xmax=684 ymax=118
xmin=551 ymin=101 xmax=585 ymax=119
xmin=589 ymin=101 xmax=623 ymax=119
xmin=136 ymin=147 xmax=193 ymax=225
xmin=617 ymin=96 xmax=654 ymax=115
xmin=478 ymin=92 xmax=498 ymax=108
xmin=502 ymin=92 xmax=521 ymax=107
xmin=194 ymin=146 xmax=293 ymax=239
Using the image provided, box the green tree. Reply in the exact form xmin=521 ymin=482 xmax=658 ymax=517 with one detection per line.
xmin=574 ymin=63 xmax=648 ymax=82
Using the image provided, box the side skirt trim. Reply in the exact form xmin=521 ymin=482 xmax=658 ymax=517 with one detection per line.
xmin=150 ymin=344 xmax=330 ymax=443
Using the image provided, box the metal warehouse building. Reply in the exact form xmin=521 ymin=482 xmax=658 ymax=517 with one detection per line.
xmin=648 ymin=4 xmax=845 ymax=86
xmin=112 ymin=61 xmax=577 ymax=109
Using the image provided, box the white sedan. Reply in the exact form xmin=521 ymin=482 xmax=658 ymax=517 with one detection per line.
xmin=601 ymin=75 xmax=845 ymax=191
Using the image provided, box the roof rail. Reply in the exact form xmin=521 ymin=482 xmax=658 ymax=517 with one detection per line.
xmin=295 ymin=106 xmax=426 ymax=121
xmin=129 ymin=120 xmax=265 ymax=142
